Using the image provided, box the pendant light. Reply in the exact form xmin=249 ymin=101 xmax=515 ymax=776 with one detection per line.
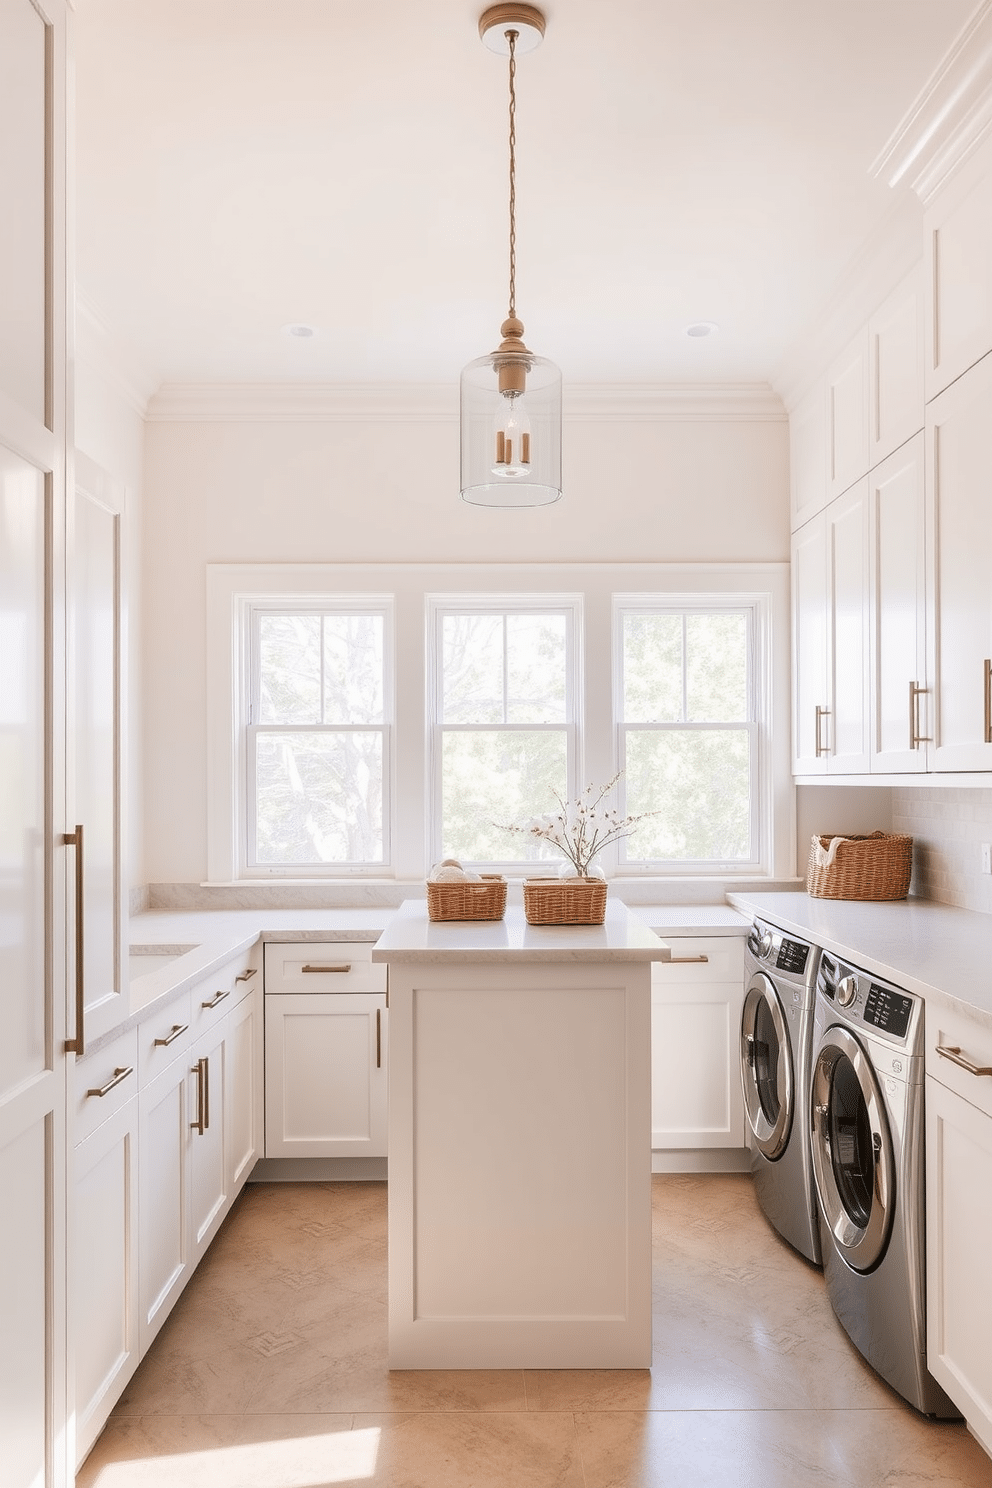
xmin=460 ymin=4 xmax=562 ymax=508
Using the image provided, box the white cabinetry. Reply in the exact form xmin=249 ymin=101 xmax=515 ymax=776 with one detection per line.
xmin=925 ymin=135 xmax=992 ymax=400
xmin=869 ymin=266 xmax=925 ymax=467
xmin=868 ymin=433 xmax=928 ymax=773
xmin=264 ymin=943 xmax=387 ymax=1159
xmin=925 ymin=353 xmax=992 ymax=772
xmin=790 ymin=378 xmax=828 ymax=529
xmin=791 ymin=481 xmax=869 ymax=774
xmin=72 ymin=1034 xmax=139 ymax=1466
xmin=827 ymin=330 xmax=870 ymax=499
xmin=925 ymin=1002 xmax=992 ymax=1456
xmin=137 ymin=955 xmax=260 ymax=1354
xmin=651 ymin=936 xmax=745 ymax=1152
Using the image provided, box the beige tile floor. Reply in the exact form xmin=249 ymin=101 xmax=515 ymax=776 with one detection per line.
xmin=77 ymin=1175 xmax=992 ymax=1487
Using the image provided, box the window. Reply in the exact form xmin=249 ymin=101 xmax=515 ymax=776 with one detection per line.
xmin=246 ymin=603 xmax=392 ymax=870
xmin=616 ymin=600 xmax=761 ymax=869
xmin=428 ymin=599 xmax=579 ymax=866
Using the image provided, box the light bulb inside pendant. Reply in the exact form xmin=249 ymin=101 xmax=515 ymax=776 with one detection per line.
xmin=492 ymin=391 xmax=532 ymax=476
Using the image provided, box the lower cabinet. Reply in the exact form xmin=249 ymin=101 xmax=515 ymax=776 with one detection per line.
xmin=651 ymin=935 xmax=746 ymax=1151
xmin=264 ymin=991 xmax=388 ymax=1158
xmin=925 ymin=1004 xmax=992 ymax=1455
xmin=72 ymin=1091 xmax=140 ymax=1465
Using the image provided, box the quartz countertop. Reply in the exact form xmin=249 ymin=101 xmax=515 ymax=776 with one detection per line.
xmin=371 ymin=898 xmax=671 ymax=963
xmin=728 ymin=891 xmax=992 ymax=1029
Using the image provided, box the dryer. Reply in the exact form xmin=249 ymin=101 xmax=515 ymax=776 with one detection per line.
xmin=741 ymin=918 xmax=821 ymax=1265
xmin=810 ymin=951 xmax=958 ymax=1417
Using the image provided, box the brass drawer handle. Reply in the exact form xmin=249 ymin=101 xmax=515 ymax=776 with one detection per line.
xmin=302 ymin=963 xmax=353 ymax=974
xmin=191 ymin=1057 xmax=209 ymax=1133
xmin=201 ymin=988 xmax=230 ymax=1010
xmin=87 ymin=1065 xmax=133 ymax=1099
xmin=937 ymin=1044 xmax=992 ymax=1078
xmin=376 ymin=1007 xmax=382 ymax=1069
xmin=666 ymin=954 xmax=710 ymax=965
xmin=154 ymin=1023 xmax=189 ymax=1048
xmin=815 ymin=705 xmax=831 ymax=758
xmin=985 ymin=659 xmax=992 ymax=746
xmin=909 ymin=681 xmax=931 ymax=749
xmin=64 ymin=825 xmax=85 ymax=1055
xmin=235 ymin=968 xmax=257 ymax=982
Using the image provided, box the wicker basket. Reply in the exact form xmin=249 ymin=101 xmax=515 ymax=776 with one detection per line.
xmin=426 ymin=874 xmax=507 ymax=922
xmin=523 ymin=877 xmax=608 ymax=926
xmin=806 ymin=831 xmax=913 ymax=901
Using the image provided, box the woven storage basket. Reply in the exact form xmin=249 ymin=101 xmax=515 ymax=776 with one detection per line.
xmin=426 ymin=874 xmax=507 ymax=922
xmin=523 ymin=877 xmax=608 ymax=926
xmin=806 ymin=831 xmax=913 ymax=901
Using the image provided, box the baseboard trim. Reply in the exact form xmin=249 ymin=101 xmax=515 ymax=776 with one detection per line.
xmin=248 ymin=1157 xmax=388 ymax=1183
xmin=652 ymin=1148 xmax=751 ymax=1174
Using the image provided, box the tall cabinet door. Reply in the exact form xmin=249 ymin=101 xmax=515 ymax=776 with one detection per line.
xmin=0 ymin=1 xmax=72 ymax=1484
xmin=70 ymin=454 xmax=127 ymax=1043
xmin=869 ymin=435 xmax=928 ymax=773
xmin=926 ymin=354 xmax=992 ymax=772
xmin=791 ymin=512 xmax=828 ymax=774
xmin=826 ymin=479 xmax=870 ymax=774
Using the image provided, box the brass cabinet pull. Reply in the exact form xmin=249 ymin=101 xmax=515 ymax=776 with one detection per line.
xmin=814 ymin=705 xmax=831 ymax=758
xmin=235 ymin=968 xmax=257 ymax=982
xmin=909 ymin=681 xmax=931 ymax=749
xmin=667 ymin=954 xmax=709 ymax=964
xmin=87 ymin=1065 xmax=133 ymax=1099
xmin=936 ymin=1044 xmax=992 ymax=1078
xmin=64 ymin=824 xmax=85 ymax=1055
xmin=154 ymin=1023 xmax=189 ymax=1048
xmin=376 ymin=1007 xmax=382 ymax=1069
xmin=191 ymin=1056 xmax=208 ymax=1133
xmin=201 ymin=988 xmax=230 ymax=1010
xmin=985 ymin=660 xmax=992 ymax=745
xmin=302 ymin=963 xmax=352 ymax=974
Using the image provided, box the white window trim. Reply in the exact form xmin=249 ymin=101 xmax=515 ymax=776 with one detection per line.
xmin=206 ymin=562 xmax=792 ymax=887
xmin=425 ymin=594 xmax=583 ymax=870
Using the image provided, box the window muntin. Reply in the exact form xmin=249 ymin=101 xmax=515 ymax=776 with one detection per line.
xmin=618 ymin=603 xmax=759 ymax=868
xmin=431 ymin=602 xmax=577 ymax=866
xmin=247 ymin=605 xmax=391 ymax=869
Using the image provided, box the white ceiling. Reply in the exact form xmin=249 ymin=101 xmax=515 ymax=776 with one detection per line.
xmin=74 ymin=0 xmax=976 ymax=394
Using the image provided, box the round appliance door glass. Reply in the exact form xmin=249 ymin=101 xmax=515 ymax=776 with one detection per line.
xmin=810 ymin=1025 xmax=894 ymax=1272
xmin=741 ymin=974 xmax=793 ymax=1159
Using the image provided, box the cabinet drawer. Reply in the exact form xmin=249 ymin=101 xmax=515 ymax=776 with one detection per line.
xmin=190 ymin=952 xmax=258 ymax=1036
xmin=74 ymin=1026 xmax=139 ymax=1144
xmin=138 ymin=989 xmax=193 ymax=1088
xmin=927 ymin=1001 xmax=992 ymax=1122
xmin=264 ymin=941 xmax=385 ymax=994
xmin=653 ymin=937 xmax=744 ymax=985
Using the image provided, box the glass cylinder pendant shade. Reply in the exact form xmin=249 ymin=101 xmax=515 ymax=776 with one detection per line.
xmin=460 ymin=348 xmax=562 ymax=507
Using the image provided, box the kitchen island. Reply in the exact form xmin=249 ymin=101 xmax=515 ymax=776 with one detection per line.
xmin=372 ymin=898 xmax=670 ymax=1368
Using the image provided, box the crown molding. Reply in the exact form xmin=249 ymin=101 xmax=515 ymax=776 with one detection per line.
xmin=145 ymin=380 xmax=785 ymax=424
xmin=870 ymin=0 xmax=992 ymax=205
xmin=772 ymin=193 xmax=923 ymax=411
xmin=75 ymin=288 xmax=158 ymax=416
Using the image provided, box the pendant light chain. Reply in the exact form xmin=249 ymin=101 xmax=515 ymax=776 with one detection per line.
xmin=507 ymin=28 xmax=517 ymax=321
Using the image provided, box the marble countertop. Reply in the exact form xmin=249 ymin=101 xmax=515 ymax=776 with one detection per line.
xmin=728 ymin=891 xmax=992 ymax=1028
xmin=371 ymin=899 xmax=671 ymax=963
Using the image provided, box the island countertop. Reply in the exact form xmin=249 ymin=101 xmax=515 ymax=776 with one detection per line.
xmin=371 ymin=897 xmax=671 ymax=963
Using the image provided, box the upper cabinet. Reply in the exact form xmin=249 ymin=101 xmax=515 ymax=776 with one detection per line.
xmin=925 ymin=134 xmax=992 ymax=401
xmin=790 ymin=379 xmax=828 ymax=530
xmin=827 ymin=330 xmax=870 ymax=499
xmin=869 ymin=266 xmax=925 ymax=467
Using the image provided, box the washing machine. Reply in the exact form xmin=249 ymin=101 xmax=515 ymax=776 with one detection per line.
xmin=810 ymin=951 xmax=958 ymax=1416
xmin=741 ymin=918 xmax=822 ymax=1265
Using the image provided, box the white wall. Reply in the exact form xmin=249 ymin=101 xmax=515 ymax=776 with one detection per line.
xmin=141 ymin=407 xmax=790 ymax=885
xmin=74 ymin=338 xmax=147 ymax=901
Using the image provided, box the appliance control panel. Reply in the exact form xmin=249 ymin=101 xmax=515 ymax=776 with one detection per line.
xmin=775 ymin=939 xmax=810 ymax=975
xmin=745 ymin=918 xmax=818 ymax=989
xmin=817 ymin=953 xmax=921 ymax=1050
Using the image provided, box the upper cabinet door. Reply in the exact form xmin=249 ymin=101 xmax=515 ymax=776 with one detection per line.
xmin=826 ymin=479 xmax=870 ymax=775
xmin=869 ymin=265 xmax=924 ymax=468
xmin=70 ymin=454 xmax=128 ymax=1043
xmin=868 ymin=435 xmax=927 ymax=774
xmin=926 ymin=352 xmax=992 ymax=772
xmin=925 ymin=135 xmax=992 ymax=401
xmin=827 ymin=330 xmax=870 ymax=500
xmin=791 ymin=512 xmax=829 ymax=775
xmin=790 ymin=379 xmax=828 ymax=530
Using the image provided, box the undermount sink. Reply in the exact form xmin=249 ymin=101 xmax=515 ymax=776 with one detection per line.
xmin=128 ymin=944 xmax=200 ymax=980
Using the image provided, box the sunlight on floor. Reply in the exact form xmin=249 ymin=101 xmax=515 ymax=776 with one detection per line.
xmin=88 ymin=1426 xmax=381 ymax=1487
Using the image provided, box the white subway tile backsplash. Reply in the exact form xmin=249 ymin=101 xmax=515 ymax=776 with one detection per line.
xmin=894 ymin=788 xmax=992 ymax=913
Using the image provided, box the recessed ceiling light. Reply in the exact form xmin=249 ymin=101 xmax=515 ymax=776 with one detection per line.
xmin=282 ymin=323 xmax=318 ymax=339
xmin=684 ymin=321 xmax=719 ymax=339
